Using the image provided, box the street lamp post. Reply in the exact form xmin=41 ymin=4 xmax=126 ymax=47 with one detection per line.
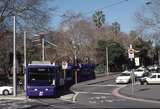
xmin=13 ymin=16 xmax=17 ymax=97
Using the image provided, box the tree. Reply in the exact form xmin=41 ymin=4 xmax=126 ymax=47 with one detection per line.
xmin=135 ymin=0 xmax=160 ymax=42
xmin=111 ymin=22 xmax=120 ymax=40
xmin=97 ymin=40 xmax=126 ymax=71
xmin=0 ymin=0 xmax=56 ymax=32
xmin=59 ymin=11 xmax=97 ymax=63
xmin=92 ymin=10 xmax=105 ymax=28
xmin=132 ymin=37 xmax=153 ymax=66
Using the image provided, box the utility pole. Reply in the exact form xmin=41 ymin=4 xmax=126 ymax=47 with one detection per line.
xmin=24 ymin=31 xmax=27 ymax=91
xmin=158 ymin=50 xmax=160 ymax=66
xmin=13 ymin=16 xmax=17 ymax=97
xmin=75 ymin=47 xmax=78 ymax=84
xmin=42 ymin=38 xmax=45 ymax=61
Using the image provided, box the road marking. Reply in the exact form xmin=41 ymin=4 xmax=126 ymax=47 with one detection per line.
xmin=72 ymin=92 xmax=79 ymax=103
xmin=86 ymin=84 xmax=126 ymax=88
xmin=60 ymin=94 xmax=74 ymax=100
xmin=86 ymin=84 xmax=117 ymax=87
xmin=77 ymin=91 xmax=111 ymax=95
xmin=89 ymin=100 xmax=97 ymax=104
xmin=105 ymin=99 xmax=113 ymax=103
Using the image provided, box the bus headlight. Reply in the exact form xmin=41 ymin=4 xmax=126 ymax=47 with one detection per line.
xmin=52 ymin=80 xmax=55 ymax=85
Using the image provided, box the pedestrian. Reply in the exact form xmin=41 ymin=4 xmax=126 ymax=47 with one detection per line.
xmin=19 ymin=80 xmax=23 ymax=89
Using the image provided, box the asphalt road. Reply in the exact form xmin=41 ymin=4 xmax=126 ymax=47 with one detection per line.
xmin=73 ymin=79 xmax=160 ymax=108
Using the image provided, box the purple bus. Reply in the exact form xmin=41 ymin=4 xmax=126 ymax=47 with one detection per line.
xmin=26 ymin=62 xmax=60 ymax=97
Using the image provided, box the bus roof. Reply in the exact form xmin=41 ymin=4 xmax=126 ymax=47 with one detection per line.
xmin=27 ymin=64 xmax=59 ymax=68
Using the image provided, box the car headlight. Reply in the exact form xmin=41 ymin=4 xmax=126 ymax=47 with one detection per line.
xmin=10 ymin=88 xmax=13 ymax=92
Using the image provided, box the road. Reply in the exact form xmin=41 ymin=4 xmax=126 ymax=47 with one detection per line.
xmin=1 ymin=77 xmax=160 ymax=108
xmin=72 ymin=79 xmax=160 ymax=108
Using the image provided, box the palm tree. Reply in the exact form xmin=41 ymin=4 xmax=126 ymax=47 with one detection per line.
xmin=92 ymin=11 xmax=105 ymax=28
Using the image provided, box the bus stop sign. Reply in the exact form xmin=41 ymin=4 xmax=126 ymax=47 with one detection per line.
xmin=62 ymin=61 xmax=68 ymax=70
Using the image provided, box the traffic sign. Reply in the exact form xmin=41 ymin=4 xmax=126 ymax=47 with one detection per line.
xmin=62 ymin=61 xmax=68 ymax=70
xmin=128 ymin=44 xmax=134 ymax=59
xmin=135 ymin=57 xmax=140 ymax=66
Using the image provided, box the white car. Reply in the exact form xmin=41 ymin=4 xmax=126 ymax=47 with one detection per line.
xmin=141 ymin=73 xmax=160 ymax=85
xmin=115 ymin=71 xmax=131 ymax=84
xmin=0 ymin=86 xmax=13 ymax=95
xmin=134 ymin=68 xmax=148 ymax=78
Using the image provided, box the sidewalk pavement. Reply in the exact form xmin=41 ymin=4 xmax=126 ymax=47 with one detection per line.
xmin=119 ymin=83 xmax=160 ymax=102
xmin=0 ymin=93 xmax=27 ymax=100
xmin=0 ymin=88 xmax=27 ymax=100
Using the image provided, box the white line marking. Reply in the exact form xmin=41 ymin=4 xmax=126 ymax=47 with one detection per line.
xmin=86 ymin=84 xmax=117 ymax=87
xmin=89 ymin=100 xmax=97 ymax=104
xmin=77 ymin=91 xmax=111 ymax=95
xmin=72 ymin=92 xmax=79 ymax=103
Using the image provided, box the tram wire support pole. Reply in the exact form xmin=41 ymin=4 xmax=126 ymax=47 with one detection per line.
xmin=42 ymin=37 xmax=45 ymax=61
xmin=24 ymin=31 xmax=27 ymax=92
xmin=13 ymin=16 xmax=17 ymax=97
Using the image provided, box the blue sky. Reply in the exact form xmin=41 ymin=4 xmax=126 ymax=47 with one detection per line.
xmin=50 ymin=0 xmax=146 ymax=33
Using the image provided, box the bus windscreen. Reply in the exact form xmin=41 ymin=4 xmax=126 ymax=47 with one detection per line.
xmin=28 ymin=68 xmax=55 ymax=86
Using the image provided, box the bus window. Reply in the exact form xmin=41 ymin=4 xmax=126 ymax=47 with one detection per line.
xmin=28 ymin=68 xmax=56 ymax=86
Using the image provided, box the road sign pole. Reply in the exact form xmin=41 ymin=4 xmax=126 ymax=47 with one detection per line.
xmin=131 ymin=68 xmax=134 ymax=96
xmin=128 ymin=44 xmax=135 ymax=96
xmin=64 ymin=69 xmax=66 ymax=80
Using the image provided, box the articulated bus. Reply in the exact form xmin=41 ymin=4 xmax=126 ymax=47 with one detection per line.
xmin=26 ymin=61 xmax=61 ymax=97
xmin=26 ymin=61 xmax=95 ymax=97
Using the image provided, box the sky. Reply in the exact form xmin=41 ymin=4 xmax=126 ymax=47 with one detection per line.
xmin=50 ymin=0 xmax=146 ymax=33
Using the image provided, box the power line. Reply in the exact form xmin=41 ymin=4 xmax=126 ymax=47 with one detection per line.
xmin=57 ymin=0 xmax=129 ymax=17
xmin=84 ymin=0 xmax=129 ymax=15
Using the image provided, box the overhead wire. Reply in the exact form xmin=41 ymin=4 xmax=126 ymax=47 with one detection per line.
xmin=83 ymin=0 xmax=129 ymax=15
xmin=54 ymin=0 xmax=129 ymax=17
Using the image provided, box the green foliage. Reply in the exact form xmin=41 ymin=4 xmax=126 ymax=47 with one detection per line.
xmin=112 ymin=22 xmax=120 ymax=34
xmin=92 ymin=11 xmax=105 ymax=28
xmin=133 ymin=37 xmax=152 ymax=50
xmin=94 ymin=64 xmax=105 ymax=74
xmin=133 ymin=37 xmax=153 ymax=66
xmin=97 ymin=40 xmax=126 ymax=71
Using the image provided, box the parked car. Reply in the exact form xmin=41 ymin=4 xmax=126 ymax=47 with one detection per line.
xmin=115 ymin=70 xmax=131 ymax=84
xmin=0 ymin=86 xmax=13 ymax=95
xmin=140 ymin=73 xmax=160 ymax=85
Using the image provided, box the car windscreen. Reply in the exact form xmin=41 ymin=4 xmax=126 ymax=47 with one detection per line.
xmin=27 ymin=67 xmax=56 ymax=86
xmin=135 ymin=69 xmax=144 ymax=71
xmin=120 ymin=73 xmax=130 ymax=76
